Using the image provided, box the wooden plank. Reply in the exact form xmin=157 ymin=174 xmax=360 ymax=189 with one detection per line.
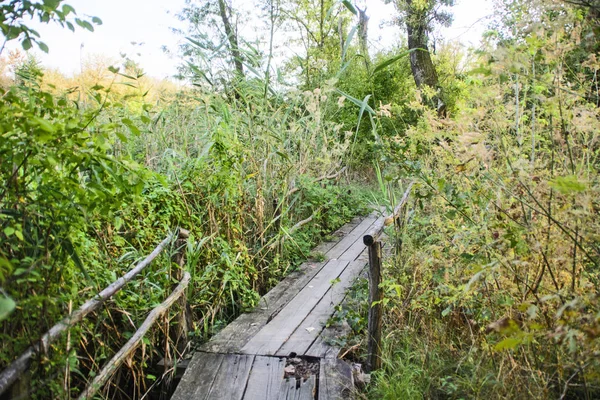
xmin=171 ymin=352 xmax=225 ymax=400
xmin=276 ymin=259 xmax=367 ymax=356
xmin=338 ymin=230 xmax=375 ymax=261
xmin=205 ymin=354 xmax=255 ymax=400
xmin=201 ymin=219 xmax=362 ymax=354
xmin=242 ymin=356 xmax=286 ymax=400
xmin=298 ymin=375 xmax=316 ymax=400
xmin=318 ymin=358 xmax=353 ymax=400
xmin=303 ymin=332 xmax=337 ymax=359
xmin=312 ymin=217 xmax=362 ymax=254
xmin=280 ymin=378 xmax=296 ymax=400
xmin=200 ymin=265 xmax=321 ymax=353
xmin=325 ymin=214 xmax=379 ymax=261
xmin=241 ymin=260 xmax=350 ymax=356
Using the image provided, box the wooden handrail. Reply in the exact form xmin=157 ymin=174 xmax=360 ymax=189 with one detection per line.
xmin=78 ymin=272 xmax=191 ymax=400
xmin=0 ymin=231 xmax=183 ymax=396
xmin=363 ymin=182 xmax=414 ymax=246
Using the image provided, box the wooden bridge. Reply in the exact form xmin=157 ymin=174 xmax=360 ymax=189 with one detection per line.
xmin=0 ymin=184 xmax=411 ymax=399
xmin=172 ymin=211 xmax=389 ymax=400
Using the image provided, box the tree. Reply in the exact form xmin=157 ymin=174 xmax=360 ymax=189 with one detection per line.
xmin=175 ymin=0 xmax=247 ymax=89
xmin=386 ymin=0 xmax=454 ymax=116
xmin=357 ymin=5 xmax=371 ymax=71
xmin=280 ymin=0 xmax=349 ymax=88
xmin=217 ymin=0 xmax=244 ymax=77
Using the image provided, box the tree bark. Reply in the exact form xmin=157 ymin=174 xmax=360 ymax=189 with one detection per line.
xmin=405 ymin=0 xmax=446 ymax=116
xmin=217 ymin=0 xmax=244 ymax=78
xmin=357 ymin=7 xmax=371 ymax=71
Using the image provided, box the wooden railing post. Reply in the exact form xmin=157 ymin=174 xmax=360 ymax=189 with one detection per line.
xmin=365 ymin=239 xmax=383 ymax=372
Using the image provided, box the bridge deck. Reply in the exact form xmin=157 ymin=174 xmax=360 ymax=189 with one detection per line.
xmin=172 ymin=213 xmax=383 ymax=400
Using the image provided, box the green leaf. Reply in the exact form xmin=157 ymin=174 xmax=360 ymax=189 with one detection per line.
xmin=116 ymin=131 xmax=128 ymax=142
xmin=34 ymin=117 xmax=56 ymax=133
xmin=38 ymin=41 xmax=49 ymax=53
xmin=3 ymin=227 xmax=15 ymax=237
xmin=62 ymin=4 xmax=75 ymax=15
xmin=0 ymin=297 xmax=16 ymax=322
xmin=62 ymin=239 xmax=91 ymax=282
xmin=342 ymin=25 xmax=357 ymax=61
xmin=335 ymin=89 xmax=375 ymax=115
xmin=372 ymin=48 xmax=417 ymax=75
xmin=22 ymin=38 xmax=33 ymax=51
xmin=341 ymin=0 xmax=358 ymax=15
xmin=75 ymin=18 xmax=94 ymax=32
xmin=92 ymin=16 xmax=103 ymax=25
xmin=549 ymin=175 xmax=586 ymax=194
xmin=494 ymin=337 xmax=522 ymax=351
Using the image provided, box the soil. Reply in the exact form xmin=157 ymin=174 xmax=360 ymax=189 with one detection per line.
xmin=283 ymin=355 xmax=320 ymax=382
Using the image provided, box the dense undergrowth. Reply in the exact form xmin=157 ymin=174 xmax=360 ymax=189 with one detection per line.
xmin=358 ymin=2 xmax=600 ymax=399
xmin=0 ymin=53 xmax=370 ymax=398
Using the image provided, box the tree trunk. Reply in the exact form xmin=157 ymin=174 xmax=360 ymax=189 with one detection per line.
xmin=405 ymin=1 xmax=446 ymax=116
xmin=217 ymin=0 xmax=244 ymax=78
xmin=357 ymin=7 xmax=371 ymax=71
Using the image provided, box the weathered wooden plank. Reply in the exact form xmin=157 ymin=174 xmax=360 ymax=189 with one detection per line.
xmin=200 ymin=265 xmax=321 ymax=353
xmin=205 ymin=354 xmax=255 ymax=400
xmin=325 ymin=214 xmax=379 ymax=261
xmin=200 ymin=219 xmax=363 ymax=354
xmin=313 ymin=217 xmax=362 ymax=254
xmin=242 ymin=356 xmax=286 ymax=400
xmin=337 ymin=230 xmax=375 ymax=262
xmin=241 ymin=260 xmax=350 ymax=356
xmin=276 ymin=258 xmax=367 ymax=357
xmin=279 ymin=378 xmax=296 ymax=400
xmin=171 ymin=352 xmax=225 ymax=400
xmin=318 ymin=358 xmax=353 ymax=400
xmin=297 ymin=375 xmax=316 ymax=400
xmin=303 ymin=332 xmax=336 ymax=359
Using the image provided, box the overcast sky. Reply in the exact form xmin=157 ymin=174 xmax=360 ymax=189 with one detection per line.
xmin=2 ymin=0 xmax=494 ymax=79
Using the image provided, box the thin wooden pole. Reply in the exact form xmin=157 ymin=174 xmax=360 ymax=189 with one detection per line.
xmin=366 ymin=241 xmax=383 ymax=372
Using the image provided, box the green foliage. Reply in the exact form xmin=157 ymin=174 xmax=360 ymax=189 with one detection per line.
xmin=364 ymin=1 xmax=600 ymax=398
xmin=0 ymin=34 xmax=370 ymax=397
xmin=0 ymin=0 xmax=100 ymax=53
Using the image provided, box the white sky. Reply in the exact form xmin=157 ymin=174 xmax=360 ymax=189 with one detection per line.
xmin=2 ymin=0 xmax=494 ymax=80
